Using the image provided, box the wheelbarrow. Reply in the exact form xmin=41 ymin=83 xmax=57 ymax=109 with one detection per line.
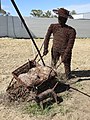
xmin=6 ymin=59 xmax=58 ymax=108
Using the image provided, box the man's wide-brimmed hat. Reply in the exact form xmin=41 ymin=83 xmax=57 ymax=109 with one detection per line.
xmin=53 ymin=8 xmax=73 ymax=19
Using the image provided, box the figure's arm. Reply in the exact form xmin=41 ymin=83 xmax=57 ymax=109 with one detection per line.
xmin=43 ymin=24 xmax=53 ymax=55
xmin=62 ymin=28 xmax=76 ymax=62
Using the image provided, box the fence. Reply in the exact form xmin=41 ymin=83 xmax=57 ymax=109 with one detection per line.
xmin=0 ymin=16 xmax=90 ymax=38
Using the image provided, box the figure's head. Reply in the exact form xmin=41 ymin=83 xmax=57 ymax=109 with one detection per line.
xmin=58 ymin=15 xmax=67 ymax=25
xmin=53 ymin=8 xmax=73 ymax=25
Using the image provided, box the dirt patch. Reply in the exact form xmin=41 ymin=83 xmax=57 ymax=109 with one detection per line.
xmin=0 ymin=38 xmax=90 ymax=120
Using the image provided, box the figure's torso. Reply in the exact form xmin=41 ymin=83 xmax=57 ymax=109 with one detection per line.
xmin=51 ymin=23 xmax=74 ymax=52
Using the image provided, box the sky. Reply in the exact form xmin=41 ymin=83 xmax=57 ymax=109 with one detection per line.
xmin=1 ymin=0 xmax=90 ymax=16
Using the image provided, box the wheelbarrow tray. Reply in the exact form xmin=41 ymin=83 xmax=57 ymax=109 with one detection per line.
xmin=11 ymin=60 xmax=56 ymax=88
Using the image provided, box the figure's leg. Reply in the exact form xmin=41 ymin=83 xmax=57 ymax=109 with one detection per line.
xmin=61 ymin=53 xmax=72 ymax=79
xmin=51 ymin=48 xmax=60 ymax=69
xmin=64 ymin=61 xmax=71 ymax=79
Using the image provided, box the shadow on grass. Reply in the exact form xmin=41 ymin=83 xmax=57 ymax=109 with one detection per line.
xmin=72 ymin=70 xmax=90 ymax=78
xmin=71 ymin=70 xmax=90 ymax=83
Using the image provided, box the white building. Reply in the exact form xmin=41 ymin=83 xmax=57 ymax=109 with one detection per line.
xmin=72 ymin=12 xmax=90 ymax=19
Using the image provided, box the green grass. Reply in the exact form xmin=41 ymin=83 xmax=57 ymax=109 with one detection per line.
xmin=25 ymin=102 xmax=55 ymax=116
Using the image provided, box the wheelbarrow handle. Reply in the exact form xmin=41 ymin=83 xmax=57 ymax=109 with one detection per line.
xmin=56 ymin=62 xmax=62 ymax=69
xmin=33 ymin=41 xmax=44 ymax=61
xmin=37 ymin=54 xmax=45 ymax=63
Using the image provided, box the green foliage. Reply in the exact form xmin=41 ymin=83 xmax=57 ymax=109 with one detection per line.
xmin=30 ymin=9 xmax=57 ymax=18
xmin=30 ymin=9 xmax=43 ymax=17
xmin=71 ymin=10 xmax=77 ymax=15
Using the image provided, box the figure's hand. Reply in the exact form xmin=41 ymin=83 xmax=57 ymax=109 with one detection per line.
xmin=43 ymin=49 xmax=48 ymax=56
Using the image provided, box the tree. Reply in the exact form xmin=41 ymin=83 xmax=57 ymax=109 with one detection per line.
xmin=30 ymin=9 xmax=57 ymax=18
xmin=71 ymin=10 xmax=77 ymax=15
xmin=30 ymin=9 xmax=43 ymax=17
xmin=43 ymin=10 xmax=52 ymax=18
